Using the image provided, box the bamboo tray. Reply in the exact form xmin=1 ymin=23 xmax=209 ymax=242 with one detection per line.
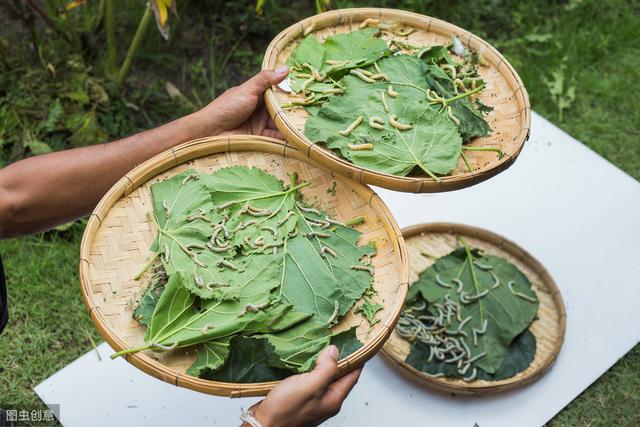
xmin=380 ymin=223 xmax=565 ymax=395
xmin=79 ymin=135 xmax=408 ymax=397
xmin=263 ymin=8 xmax=530 ymax=193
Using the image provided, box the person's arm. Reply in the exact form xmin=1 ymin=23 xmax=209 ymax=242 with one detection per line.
xmin=242 ymin=345 xmax=362 ymax=427
xmin=0 ymin=67 xmax=288 ymax=239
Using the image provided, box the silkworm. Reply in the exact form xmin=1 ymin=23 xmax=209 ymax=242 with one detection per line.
xmin=490 ymin=272 xmax=500 ymax=289
xmin=261 ymin=226 xmax=277 ymax=236
xmin=325 ymin=216 xmax=346 ymax=227
xmin=472 ymin=329 xmax=479 ymax=346
xmin=371 ymin=73 xmax=389 ymax=81
xmin=347 ymin=143 xmax=374 ymax=150
xmin=195 ymin=275 xmax=204 ymax=287
xmin=320 ymin=88 xmax=344 ymax=94
xmin=452 ymin=278 xmax=464 ymax=293
xmin=358 ymin=18 xmax=379 ymax=29
xmin=303 ymin=23 xmax=315 ymax=36
xmin=350 ymin=69 xmax=377 ymax=83
xmin=326 ymin=300 xmax=340 ymax=324
xmin=300 ymin=76 xmax=315 ymax=92
xmin=303 ymin=62 xmax=325 ymax=82
xmin=263 ymin=241 xmax=284 ymax=249
xmin=189 ymin=253 xmax=207 ymax=268
xmin=380 ymin=91 xmax=390 ymax=112
xmin=458 ymin=362 xmax=471 ymax=375
xmin=320 ymin=246 xmax=338 ymax=258
xmin=467 ymin=289 xmax=489 ymax=301
xmin=440 ymin=64 xmax=457 ymax=79
xmin=162 ymin=243 xmax=170 ymax=263
xmin=477 ymin=319 xmax=487 ymax=334
xmin=466 ymin=352 xmax=486 ymax=364
xmin=387 ymin=85 xmax=398 ymax=97
xmin=236 ymin=220 xmax=257 ymax=231
xmin=435 ymin=274 xmax=452 ymax=288
xmin=181 ymin=173 xmax=199 ymax=186
xmin=272 ymin=247 xmax=277 ymax=254
xmin=373 ymin=61 xmax=381 ymax=73
xmin=427 ymin=345 xmax=435 ymax=362
xmin=361 ymin=253 xmax=373 ymax=266
xmin=460 ymin=337 xmax=471 ymax=358
xmin=287 ymin=229 xmax=298 ymax=238
xmin=186 ymin=243 xmax=206 ymax=250
xmin=254 ymin=236 xmax=265 ymax=246
xmin=472 ymin=260 xmax=493 ymax=270
xmin=217 ymin=259 xmax=239 ymax=270
xmin=162 ymin=199 xmax=171 ymax=216
xmin=424 ymin=371 xmax=445 ymax=379
xmin=351 ymin=265 xmax=374 ymax=276
xmin=296 ymin=72 xmax=312 ymax=79
xmin=277 ymin=211 xmax=294 ymax=226
xmin=186 ymin=213 xmax=211 ymax=223
xmin=296 ymin=202 xmax=320 ymax=215
xmin=463 ymin=367 xmax=477 ymax=381
xmin=244 ymin=236 xmax=259 ymax=249
xmin=394 ymin=27 xmax=414 ymax=36
xmin=206 ymin=242 xmax=228 ymax=253
xmin=150 ymin=342 xmax=178 ymax=351
xmin=304 ymin=231 xmax=331 ymax=238
xmin=325 ymin=59 xmax=348 ymax=66
xmin=446 ymin=106 xmax=461 ymax=125
xmin=201 ymin=323 xmax=215 ymax=333
xmin=213 ymin=200 xmax=236 ymax=210
xmin=368 ymin=116 xmax=385 ymax=129
xmin=507 ymin=281 xmax=537 ymax=302
xmin=245 ymin=302 xmax=268 ymax=313
xmin=389 ymin=114 xmax=413 ymax=130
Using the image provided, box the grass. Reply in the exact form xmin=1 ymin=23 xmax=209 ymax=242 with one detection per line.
xmin=0 ymin=0 xmax=638 ymax=425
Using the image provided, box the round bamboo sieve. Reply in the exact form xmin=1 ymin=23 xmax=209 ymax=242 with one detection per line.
xmin=380 ymin=223 xmax=565 ymax=395
xmin=263 ymin=8 xmax=530 ymax=193
xmin=79 ymin=135 xmax=408 ymax=398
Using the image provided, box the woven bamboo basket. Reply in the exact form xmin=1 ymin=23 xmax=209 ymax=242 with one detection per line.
xmin=79 ymin=135 xmax=408 ymax=397
xmin=380 ymin=223 xmax=565 ymax=395
xmin=263 ymin=8 xmax=530 ymax=193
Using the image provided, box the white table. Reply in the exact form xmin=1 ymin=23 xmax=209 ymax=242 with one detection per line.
xmin=35 ymin=112 xmax=640 ymax=426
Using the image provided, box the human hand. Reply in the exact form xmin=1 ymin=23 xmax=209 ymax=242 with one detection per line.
xmin=196 ymin=67 xmax=289 ymax=139
xmin=242 ymin=345 xmax=363 ymax=427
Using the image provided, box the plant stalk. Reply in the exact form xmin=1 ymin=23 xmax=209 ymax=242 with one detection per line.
xmin=106 ymin=0 xmax=116 ymax=74
xmin=116 ymin=4 xmax=152 ymax=86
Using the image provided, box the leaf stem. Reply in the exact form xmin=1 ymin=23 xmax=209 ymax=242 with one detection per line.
xmin=111 ymin=343 xmax=152 ymax=359
xmin=345 ymin=216 xmax=365 ymax=227
xmin=440 ymin=84 xmax=485 ymax=104
xmin=460 ymin=237 xmax=484 ymax=324
xmin=460 ymin=151 xmax=473 ymax=173
xmin=462 ymin=146 xmax=504 ymax=158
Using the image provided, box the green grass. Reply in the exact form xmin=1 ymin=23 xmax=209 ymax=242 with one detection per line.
xmin=0 ymin=0 xmax=639 ymax=425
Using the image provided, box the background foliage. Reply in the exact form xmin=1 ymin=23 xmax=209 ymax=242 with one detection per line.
xmin=0 ymin=0 xmax=638 ymax=425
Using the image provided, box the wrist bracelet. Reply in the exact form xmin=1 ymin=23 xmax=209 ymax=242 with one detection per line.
xmin=239 ymin=407 xmax=263 ymax=427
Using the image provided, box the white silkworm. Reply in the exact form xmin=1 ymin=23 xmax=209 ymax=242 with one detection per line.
xmin=186 ymin=243 xmax=206 ymax=250
xmin=326 ymin=300 xmax=340 ymax=324
xmin=325 ymin=216 xmax=346 ymax=227
xmin=181 ymin=173 xmax=199 ymax=186
xmin=261 ymin=226 xmax=277 ymax=236
xmin=435 ymin=274 xmax=452 ymax=288
xmin=195 ymin=275 xmax=204 ymax=287
xmin=304 ymin=231 xmax=331 ymax=238
xmin=264 ymin=241 xmax=284 ymax=249
xmin=277 ymin=211 xmax=294 ymax=226
xmin=303 ymin=23 xmax=315 ymax=36
xmin=151 ymin=342 xmax=178 ymax=351
xmin=339 ymin=115 xmax=364 ymax=136
xmin=236 ymin=220 xmax=257 ymax=231
xmin=452 ymin=278 xmax=464 ymax=293
xmin=350 ymin=69 xmax=377 ymax=83
xmin=244 ymin=236 xmax=259 ymax=249
xmin=162 ymin=243 xmax=170 ymax=263
xmin=460 ymin=337 xmax=471 ymax=358
xmin=458 ymin=362 xmax=471 ymax=375
xmin=389 ymin=114 xmax=413 ymax=130
xmin=347 ymin=143 xmax=374 ymax=150
xmin=467 ymin=289 xmax=489 ymax=301
xmin=287 ymin=229 xmax=298 ymax=238
xmin=351 ymin=265 xmax=374 ymax=276
xmin=387 ymin=85 xmax=398 ymax=97
xmin=508 ymin=281 xmax=537 ymax=302
xmin=245 ymin=302 xmax=268 ymax=313
xmin=380 ymin=91 xmax=390 ymax=112
xmin=320 ymin=246 xmax=338 ymax=258
xmin=186 ymin=214 xmax=211 ymax=223
xmin=303 ymin=62 xmax=325 ymax=82
xmin=254 ymin=236 xmax=265 ymax=246
xmin=463 ymin=367 xmax=477 ymax=381
xmin=213 ymin=200 xmax=236 ymax=210
xmin=358 ymin=18 xmax=379 ymax=29
xmin=466 ymin=352 xmax=486 ymax=364
xmin=296 ymin=202 xmax=320 ymax=215
xmin=440 ymin=64 xmax=457 ymax=79
xmin=472 ymin=329 xmax=478 ymax=346
xmin=424 ymin=371 xmax=445 ymax=379
xmin=490 ymin=272 xmax=500 ymax=289
xmin=162 ymin=199 xmax=171 ymax=216
xmin=218 ymin=259 xmax=238 ymax=270
xmin=189 ymin=253 xmax=207 ymax=268
xmin=473 ymin=260 xmax=493 ymax=271
xmin=446 ymin=106 xmax=460 ymax=125
xmin=206 ymin=242 xmax=228 ymax=253
xmin=371 ymin=73 xmax=389 ymax=81
xmin=368 ymin=116 xmax=385 ymax=129
xmin=200 ymin=323 xmax=215 ymax=333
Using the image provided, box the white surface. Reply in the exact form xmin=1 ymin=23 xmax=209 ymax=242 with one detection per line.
xmin=35 ymin=112 xmax=640 ymax=427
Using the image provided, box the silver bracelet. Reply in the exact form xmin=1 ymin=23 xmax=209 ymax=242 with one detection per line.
xmin=239 ymin=407 xmax=263 ymax=427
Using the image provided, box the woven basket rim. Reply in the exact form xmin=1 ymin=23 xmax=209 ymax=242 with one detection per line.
xmin=263 ymin=7 xmax=531 ymax=193
xmin=79 ymin=134 xmax=409 ymax=397
xmin=380 ymin=222 xmax=566 ymax=395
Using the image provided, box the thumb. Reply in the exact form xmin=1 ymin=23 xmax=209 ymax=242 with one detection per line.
xmin=308 ymin=345 xmax=339 ymax=390
xmin=242 ymin=67 xmax=289 ymax=96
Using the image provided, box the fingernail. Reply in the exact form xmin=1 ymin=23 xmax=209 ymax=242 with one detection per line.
xmin=275 ymin=65 xmax=289 ymax=75
xmin=328 ymin=345 xmax=339 ymax=360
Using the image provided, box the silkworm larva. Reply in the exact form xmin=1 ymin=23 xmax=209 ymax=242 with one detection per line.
xmin=472 ymin=260 xmax=493 ymax=271
xmin=296 ymin=202 xmax=321 ymax=215
xmin=477 ymin=319 xmax=488 ymax=334
xmin=351 ymin=265 xmax=374 ymax=276
xmin=303 ymin=62 xmax=325 ymax=82
xmin=371 ymin=73 xmax=389 ymax=81
xmin=320 ymin=246 xmax=338 ymax=258
xmin=245 ymin=302 xmax=268 ymax=313
xmin=326 ymin=300 xmax=340 ymax=324
xmin=254 ymin=236 xmax=265 ymax=246
xmin=186 ymin=243 xmax=206 ymax=250
xmin=236 ymin=220 xmax=258 ymax=231
xmin=361 ymin=253 xmax=373 ymax=266
xmin=151 ymin=342 xmax=178 ymax=351
xmin=296 ymin=72 xmax=312 ymax=79
xmin=368 ymin=116 xmax=385 ymax=130
xmin=446 ymin=106 xmax=461 ymax=125
xmin=162 ymin=199 xmax=171 ymax=216
xmin=463 ymin=367 xmax=477 ymax=382
xmin=440 ymin=64 xmax=457 ymax=80
xmin=287 ymin=229 xmax=298 ymax=238
xmin=201 ymin=323 xmax=215 ymax=333
xmin=244 ymin=208 xmax=272 ymax=217
xmin=181 ymin=173 xmax=199 ymax=186
xmin=427 ymin=345 xmax=435 ymax=362
xmin=350 ymin=69 xmax=377 ymax=83
xmin=458 ymin=362 xmax=471 ymax=376
xmin=460 ymin=337 xmax=471 ymax=358
xmin=190 ymin=253 xmax=207 ymax=268
xmin=325 ymin=59 xmax=348 ymax=65
xmin=303 ymin=23 xmax=315 ymax=36
xmin=389 ymin=114 xmax=413 ymax=130
xmin=374 ymin=61 xmax=381 ymax=73
xmin=347 ymin=143 xmax=374 ymax=151
xmin=186 ymin=213 xmax=211 ymax=223
xmin=261 ymin=226 xmax=277 ymax=236
xmin=206 ymin=242 xmax=228 ymax=253
xmin=387 ymin=85 xmax=399 ymax=97
xmin=380 ymin=91 xmax=390 ymax=112
xmin=507 ymin=281 xmax=537 ymax=302
xmin=304 ymin=231 xmax=331 ymax=238
xmin=467 ymin=289 xmax=489 ymax=301
xmin=218 ymin=259 xmax=239 ymax=270
xmin=321 ymin=88 xmax=344 ymax=94
xmin=300 ymin=76 xmax=315 ymax=92
xmin=466 ymin=352 xmax=486 ymax=364
xmin=325 ymin=216 xmax=346 ymax=227
xmin=490 ymin=272 xmax=500 ymax=289
xmin=358 ymin=18 xmax=379 ymax=29
xmin=456 ymin=308 xmax=463 ymax=323
xmin=435 ymin=274 xmax=452 ymax=288
xmin=195 ymin=275 xmax=204 ymax=287
xmin=263 ymin=241 xmax=285 ymax=249
xmin=394 ymin=27 xmax=414 ymax=36
xmin=213 ymin=200 xmax=236 ymax=210
xmin=424 ymin=371 xmax=445 ymax=379
xmin=277 ymin=211 xmax=294 ymax=226
xmin=162 ymin=243 xmax=170 ymax=263
xmin=244 ymin=236 xmax=259 ymax=249
xmin=444 ymin=351 xmax=465 ymax=364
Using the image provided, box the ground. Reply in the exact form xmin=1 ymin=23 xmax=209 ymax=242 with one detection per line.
xmin=0 ymin=0 xmax=638 ymax=425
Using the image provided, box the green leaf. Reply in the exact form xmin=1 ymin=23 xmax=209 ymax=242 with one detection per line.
xmin=305 ymin=55 xmax=463 ymax=178
xmin=287 ymin=35 xmax=325 ymax=72
xmin=186 ymin=338 xmax=231 ymax=377
xmin=204 ymin=335 xmax=295 ymax=383
xmin=355 ymin=299 xmax=383 ymax=325
xmin=330 ymin=327 xmax=363 ymax=359
xmin=133 ymin=279 xmax=165 ymax=326
xmin=406 ymin=245 xmax=538 ymax=374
